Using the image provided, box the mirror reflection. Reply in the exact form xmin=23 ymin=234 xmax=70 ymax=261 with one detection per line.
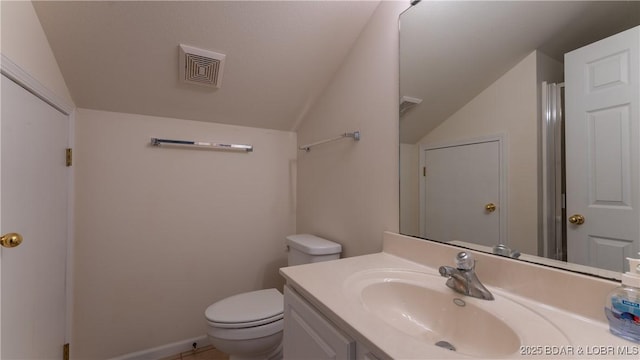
xmin=399 ymin=1 xmax=640 ymax=278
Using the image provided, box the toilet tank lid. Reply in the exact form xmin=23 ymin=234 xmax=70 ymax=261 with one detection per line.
xmin=286 ymin=234 xmax=342 ymax=255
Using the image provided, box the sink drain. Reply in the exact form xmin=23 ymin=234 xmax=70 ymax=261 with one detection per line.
xmin=453 ymin=298 xmax=466 ymax=307
xmin=435 ymin=340 xmax=456 ymax=351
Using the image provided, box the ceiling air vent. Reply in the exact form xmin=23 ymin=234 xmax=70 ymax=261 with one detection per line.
xmin=179 ymin=44 xmax=226 ymax=88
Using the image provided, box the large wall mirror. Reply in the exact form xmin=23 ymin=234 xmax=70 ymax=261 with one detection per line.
xmin=399 ymin=1 xmax=640 ymax=279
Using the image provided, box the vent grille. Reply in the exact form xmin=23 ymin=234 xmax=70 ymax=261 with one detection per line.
xmin=179 ymin=44 xmax=225 ymax=88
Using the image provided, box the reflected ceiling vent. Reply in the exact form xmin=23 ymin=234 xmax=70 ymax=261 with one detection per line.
xmin=400 ymin=96 xmax=423 ymax=116
xmin=179 ymin=44 xmax=226 ymax=88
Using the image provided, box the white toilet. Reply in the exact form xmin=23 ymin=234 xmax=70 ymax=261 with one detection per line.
xmin=204 ymin=234 xmax=342 ymax=360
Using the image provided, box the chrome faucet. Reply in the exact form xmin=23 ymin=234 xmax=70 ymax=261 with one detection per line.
xmin=493 ymin=243 xmax=521 ymax=259
xmin=439 ymin=252 xmax=494 ymax=300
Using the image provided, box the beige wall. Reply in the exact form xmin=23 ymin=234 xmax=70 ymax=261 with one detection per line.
xmin=73 ymin=109 xmax=296 ymax=358
xmin=0 ymin=1 xmax=73 ymax=105
xmin=419 ymin=51 xmax=540 ymax=255
xmin=536 ymin=51 xmax=564 ymax=86
xmin=296 ymin=1 xmax=406 ymax=257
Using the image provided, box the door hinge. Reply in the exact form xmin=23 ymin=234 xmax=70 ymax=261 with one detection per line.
xmin=63 ymin=343 xmax=70 ymax=360
xmin=66 ymin=148 xmax=73 ymax=167
xmin=423 ymin=166 xmax=426 ymax=177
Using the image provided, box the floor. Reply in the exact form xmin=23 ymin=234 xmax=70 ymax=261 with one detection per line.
xmin=161 ymin=345 xmax=229 ymax=360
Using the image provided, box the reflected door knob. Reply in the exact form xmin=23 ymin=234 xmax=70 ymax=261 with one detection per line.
xmin=1 ymin=233 xmax=23 ymax=248
xmin=485 ymin=203 xmax=497 ymax=213
xmin=568 ymin=214 xmax=585 ymax=225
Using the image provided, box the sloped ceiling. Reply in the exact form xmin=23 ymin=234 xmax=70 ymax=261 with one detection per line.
xmin=32 ymin=1 xmax=380 ymax=131
xmin=400 ymin=1 xmax=640 ymax=144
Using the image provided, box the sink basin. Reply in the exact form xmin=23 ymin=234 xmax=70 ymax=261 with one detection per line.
xmin=361 ymin=280 xmax=519 ymax=357
xmin=344 ymin=269 xmax=570 ymax=358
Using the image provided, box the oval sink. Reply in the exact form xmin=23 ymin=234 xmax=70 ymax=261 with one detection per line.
xmin=361 ymin=281 xmax=519 ymax=357
xmin=344 ymin=269 xmax=570 ymax=358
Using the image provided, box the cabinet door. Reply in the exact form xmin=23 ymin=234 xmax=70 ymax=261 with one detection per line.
xmin=283 ymin=286 xmax=355 ymax=359
xmin=356 ymin=345 xmax=381 ymax=360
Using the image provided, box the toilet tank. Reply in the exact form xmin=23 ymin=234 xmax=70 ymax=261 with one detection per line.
xmin=286 ymin=234 xmax=342 ymax=266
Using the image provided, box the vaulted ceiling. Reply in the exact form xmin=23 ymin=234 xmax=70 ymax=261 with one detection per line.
xmin=32 ymin=1 xmax=380 ymax=131
xmin=34 ymin=1 xmax=640 ymax=140
xmin=400 ymin=1 xmax=640 ymax=144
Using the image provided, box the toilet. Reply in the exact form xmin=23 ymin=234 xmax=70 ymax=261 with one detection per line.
xmin=204 ymin=234 xmax=342 ymax=359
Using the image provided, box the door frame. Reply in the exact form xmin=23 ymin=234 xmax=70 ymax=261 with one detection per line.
xmin=541 ymin=81 xmax=566 ymax=261
xmin=0 ymin=53 xmax=75 ymax=350
xmin=419 ymin=134 xmax=508 ymax=246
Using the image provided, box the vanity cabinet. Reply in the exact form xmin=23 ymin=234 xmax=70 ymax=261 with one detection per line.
xmin=283 ymin=285 xmax=385 ymax=360
xmin=283 ymin=285 xmax=356 ymax=359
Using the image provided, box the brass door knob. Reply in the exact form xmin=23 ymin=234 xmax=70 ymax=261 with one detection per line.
xmin=1 ymin=232 xmax=23 ymax=248
xmin=485 ymin=203 xmax=497 ymax=213
xmin=568 ymin=214 xmax=585 ymax=225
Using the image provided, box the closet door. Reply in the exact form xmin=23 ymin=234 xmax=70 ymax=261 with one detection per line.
xmin=422 ymin=139 xmax=501 ymax=247
xmin=1 ymin=74 xmax=69 ymax=358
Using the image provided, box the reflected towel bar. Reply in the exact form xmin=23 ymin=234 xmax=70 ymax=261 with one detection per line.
xmin=150 ymin=137 xmax=253 ymax=152
xmin=299 ymin=131 xmax=360 ymax=152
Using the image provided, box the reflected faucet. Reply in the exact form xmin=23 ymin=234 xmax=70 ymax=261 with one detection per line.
xmin=493 ymin=243 xmax=521 ymax=259
xmin=439 ymin=252 xmax=494 ymax=300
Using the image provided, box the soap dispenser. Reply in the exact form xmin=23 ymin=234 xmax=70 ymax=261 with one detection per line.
xmin=605 ymin=254 xmax=640 ymax=343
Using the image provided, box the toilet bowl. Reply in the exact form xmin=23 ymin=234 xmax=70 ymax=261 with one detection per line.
xmin=205 ymin=289 xmax=283 ymax=359
xmin=205 ymin=234 xmax=342 ymax=360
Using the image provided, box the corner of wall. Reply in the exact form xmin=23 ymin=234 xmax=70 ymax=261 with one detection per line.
xmin=0 ymin=0 xmax=74 ymax=106
xmin=295 ymin=1 xmax=407 ymax=257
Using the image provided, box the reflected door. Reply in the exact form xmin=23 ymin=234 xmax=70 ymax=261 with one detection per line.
xmin=422 ymin=140 xmax=501 ymax=247
xmin=1 ymin=75 xmax=69 ymax=358
xmin=565 ymin=26 xmax=640 ymax=272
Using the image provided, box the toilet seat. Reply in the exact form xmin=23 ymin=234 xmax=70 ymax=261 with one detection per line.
xmin=207 ymin=317 xmax=283 ymax=341
xmin=205 ymin=288 xmax=283 ymax=329
xmin=207 ymin=313 xmax=283 ymax=329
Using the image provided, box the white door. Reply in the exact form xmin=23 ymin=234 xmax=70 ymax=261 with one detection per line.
xmin=565 ymin=26 xmax=640 ymax=272
xmin=422 ymin=140 xmax=501 ymax=247
xmin=1 ymin=75 xmax=69 ymax=359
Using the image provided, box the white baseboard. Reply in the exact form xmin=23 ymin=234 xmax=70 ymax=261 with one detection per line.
xmin=109 ymin=335 xmax=211 ymax=360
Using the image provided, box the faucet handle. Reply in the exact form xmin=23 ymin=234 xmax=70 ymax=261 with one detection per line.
xmin=455 ymin=251 xmax=475 ymax=270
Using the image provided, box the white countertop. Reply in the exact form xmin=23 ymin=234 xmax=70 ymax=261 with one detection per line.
xmin=280 ymin=250 xmax=639 ymax=359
